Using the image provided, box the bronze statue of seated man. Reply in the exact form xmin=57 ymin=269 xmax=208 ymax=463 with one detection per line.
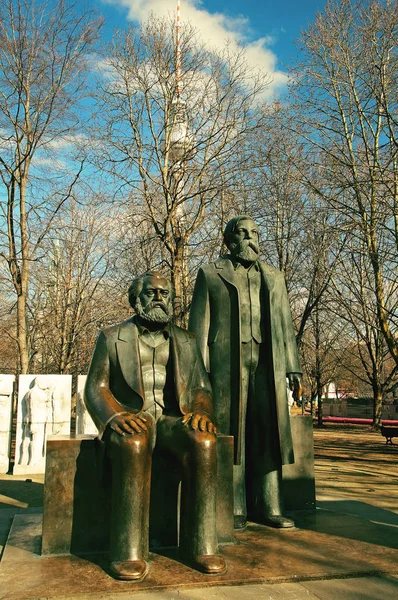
xmin=84 ymin=272 xmax=226 ymax=581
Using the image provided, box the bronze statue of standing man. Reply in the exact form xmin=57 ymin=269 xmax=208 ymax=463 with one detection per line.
xmin=189 ymin=216 xmax=302 ymax=529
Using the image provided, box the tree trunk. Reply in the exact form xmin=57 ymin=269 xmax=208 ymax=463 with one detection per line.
xmin=310 ymin=391 xmax=316 ymax=418
xmin=373 ymin=386 xmax=383 ymax=429
xmin=172 ymin=251 xmax=184 ymax=327
xmin=365 ymin=206 xmax=398 ymax=369
xmin=18 ymin=172 xmax=30 ymax=374
xmin=393 ymin=385 xmax=398 ymax=407
xmin=316 ymin=372 xmax=324 ymax=427
xmin=171 ymin=241 xmax=189 ymax=328
xmin=314 ymin=302 xmax=323 ymax=426
xmin=16 ymin=293 xmax=29 ymax=374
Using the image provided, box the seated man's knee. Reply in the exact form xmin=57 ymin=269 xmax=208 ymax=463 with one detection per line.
xmin=188 ymin=429 xmax=217 ymax=455
xmin=108 ymin=429 xmax=151 ymax=457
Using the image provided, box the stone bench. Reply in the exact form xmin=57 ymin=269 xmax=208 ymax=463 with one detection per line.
xmin=42 ymin=433 xmax=235 ymax=555
xmin=41 ymin=416 xmax=315 ymax=556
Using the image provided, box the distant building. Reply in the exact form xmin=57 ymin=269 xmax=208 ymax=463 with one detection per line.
xmin=322 ymin=382 xmax=355 ymax=400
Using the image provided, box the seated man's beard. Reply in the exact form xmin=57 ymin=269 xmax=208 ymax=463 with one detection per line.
xmin=135 ymin=298 xmax=173 ymax=324
xmin=230 ymin=239 xmax=259 ymax=263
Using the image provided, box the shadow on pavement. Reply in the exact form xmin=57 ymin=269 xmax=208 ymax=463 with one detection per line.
xmin=296 ymin=505 xmax=398 ymax=551
xmin=0 ymin=479 xmax=43 ymax=509
xmin=317 ymin=500 xmax=398 ymax=527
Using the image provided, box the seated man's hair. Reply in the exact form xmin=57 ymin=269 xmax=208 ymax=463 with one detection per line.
xmin=128 ymin=272 xmax=176 ymax=308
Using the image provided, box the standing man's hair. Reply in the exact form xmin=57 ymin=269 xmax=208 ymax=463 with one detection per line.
xmin=223 ymin=215 xmax=255 ymax=247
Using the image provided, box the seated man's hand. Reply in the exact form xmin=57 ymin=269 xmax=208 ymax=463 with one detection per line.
xmin=108 ymin=412 xmax=147 ymax=436
xmin=181 ymin=412 xmax=217 ymax=433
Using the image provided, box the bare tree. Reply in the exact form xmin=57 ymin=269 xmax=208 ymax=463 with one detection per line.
xmin=94 ymin=15 xmax=268 ymax=324
xmin=290 ymin=0 xmax=398 ymax=366
xmin=0 ymin=0 xmax=102 ymax=372
xmin=300 ymin=297 xmax=348 ymax=424
xmin=331 ymin=236 xmax=398 ymax=426
xmin=30 ymin=199 xmax=118 ymax=376
xmin=247 ymin=104 xmax=346 ymax=348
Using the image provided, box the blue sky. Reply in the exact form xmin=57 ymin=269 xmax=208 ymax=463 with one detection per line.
xmin=95 ymin=0 xmax=329 ymax=94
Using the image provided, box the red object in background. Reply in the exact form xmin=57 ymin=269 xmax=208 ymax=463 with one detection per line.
xmin=316 ymin=415 xmax=398 ymax=427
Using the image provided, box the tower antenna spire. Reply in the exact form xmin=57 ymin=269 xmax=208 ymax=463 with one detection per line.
xmin=176 ymin=0 xmax=182 ymax=100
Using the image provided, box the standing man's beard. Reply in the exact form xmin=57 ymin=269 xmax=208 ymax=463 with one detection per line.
xmin=135 ymin=298 xmax=173 ymax=324
xmin=230 ymin=239 xmax=259 ymax=264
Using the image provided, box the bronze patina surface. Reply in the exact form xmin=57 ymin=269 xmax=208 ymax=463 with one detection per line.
xmin=41 ymin=433 xmax=234 ymax=556
xmin=41 ymin=416 xmax=312 ymax=556
xmin=189 ymin=216 xmax=303 ymax=529
xmin=83 ymin=273 xmax=226 ymax=580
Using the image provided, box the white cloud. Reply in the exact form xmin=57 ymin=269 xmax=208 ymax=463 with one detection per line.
xmin=101 ymin=0 xmax=288 ymax=97
xmin=43 ymin=133 xmax=89 ymax=151
xmin=32 ymin=155 xmax=66 ymax=170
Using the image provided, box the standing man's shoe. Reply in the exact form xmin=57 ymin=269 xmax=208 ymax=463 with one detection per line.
xmin=234 ymin=514 xmax=247 ymax=530
xmin=262 ymin=515 xmax=295 ymax=528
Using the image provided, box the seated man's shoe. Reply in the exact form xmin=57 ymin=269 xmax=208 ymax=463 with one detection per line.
xmin=234 ymin=514 xmax=247 ymax=530
xmin=189 ymin=554 xmax=227 ymax=575
xmin=110 ymin=559 xmax=148 ymax=581
xmin=263 ymin=515 xmax=295 ymax=528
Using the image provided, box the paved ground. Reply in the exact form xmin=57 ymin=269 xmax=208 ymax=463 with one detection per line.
xmin=0 ymin=423 xmax=397 ymax=599
xmin=313 ymin=423 xmax=398 ymax=512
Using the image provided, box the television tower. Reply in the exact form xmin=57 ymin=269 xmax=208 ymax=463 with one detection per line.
xmin=169 ymin=1 xmax=192 ymax=169
xmin=176 ymin=0 xmax=183 ymax=100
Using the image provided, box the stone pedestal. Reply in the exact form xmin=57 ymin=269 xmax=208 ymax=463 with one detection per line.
xmin=0 ymin=374 xmax=15 ymax=474
xmin=42 ymin=435 xmax=108 ymax=555
xmin=41 ymin=417 xmax=313 ymax=555
xmin=42 ymin=433 xmax=234 ymax=556
xmin=283 ymin=415 xmax=316 ymax=510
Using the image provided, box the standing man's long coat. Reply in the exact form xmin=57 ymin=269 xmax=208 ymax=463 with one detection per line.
xmin=189 ymin=256 xmax=301 ymax=466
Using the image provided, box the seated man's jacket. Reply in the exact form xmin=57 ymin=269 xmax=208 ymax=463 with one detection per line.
xmin=84 ymin=316 xmax=213 ymax=437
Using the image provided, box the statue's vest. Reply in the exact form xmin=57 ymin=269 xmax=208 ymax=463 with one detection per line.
xmin=234 ymin=264 xmax=263 ymax=344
